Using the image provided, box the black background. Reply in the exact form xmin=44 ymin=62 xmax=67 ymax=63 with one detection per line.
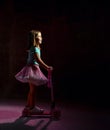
xmin=0 ymin=0 xmax=109 ymax=107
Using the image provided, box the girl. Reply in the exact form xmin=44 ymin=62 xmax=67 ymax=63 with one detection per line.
xmin=15 ymin=30 xmax=53 ymax=114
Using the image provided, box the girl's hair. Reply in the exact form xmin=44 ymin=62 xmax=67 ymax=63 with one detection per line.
xmin=27 ymin=30 xmax=41 ymax=50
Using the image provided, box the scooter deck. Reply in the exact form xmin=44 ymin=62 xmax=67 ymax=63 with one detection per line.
xmin=21 ymin=109 xmax=61 ymax=120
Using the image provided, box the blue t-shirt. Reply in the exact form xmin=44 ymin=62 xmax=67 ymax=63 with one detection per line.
xmin=27 ymin=46 xmax=41 ymax=65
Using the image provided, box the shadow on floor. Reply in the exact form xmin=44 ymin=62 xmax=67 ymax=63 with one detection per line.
xmin=0 ymin=116 xmax=53 ymax=130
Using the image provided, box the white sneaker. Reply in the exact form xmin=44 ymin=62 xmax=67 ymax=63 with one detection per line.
xmin=30 ymin=106 xmax=44 ymax=114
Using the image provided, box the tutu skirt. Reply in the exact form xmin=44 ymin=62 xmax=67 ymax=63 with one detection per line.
xmin=15 ymin=64 xmax=48 ymax=86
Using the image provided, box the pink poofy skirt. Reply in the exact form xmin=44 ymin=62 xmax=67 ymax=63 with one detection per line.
xmin=15 ymin=64 xmax=48 ymax=86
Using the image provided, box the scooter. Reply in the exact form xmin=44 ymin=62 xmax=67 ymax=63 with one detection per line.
xmin=21 ymin=70 xmax=61 ymax=120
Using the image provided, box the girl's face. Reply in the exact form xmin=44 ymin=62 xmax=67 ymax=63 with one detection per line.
xmin=35 ymin=32 xmax=42 ymax=44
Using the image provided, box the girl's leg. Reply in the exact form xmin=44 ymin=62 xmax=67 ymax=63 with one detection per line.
xmin=25 ymin=83 xmax=44 ymax=113
xmin=26 ymin=83 xmax=36 ymax=109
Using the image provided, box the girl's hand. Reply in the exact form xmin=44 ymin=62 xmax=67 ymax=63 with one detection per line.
xmin=47 ymin=66 xmax=53 ymax=71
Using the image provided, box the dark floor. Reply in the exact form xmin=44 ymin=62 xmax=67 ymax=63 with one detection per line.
xmin=0 ymin=99 xmax=110 ymax=130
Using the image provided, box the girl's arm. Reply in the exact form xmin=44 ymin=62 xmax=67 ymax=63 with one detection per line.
xmin=34 ymin=52 xmax=52 ymax=70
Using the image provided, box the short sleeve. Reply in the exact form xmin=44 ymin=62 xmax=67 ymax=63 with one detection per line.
xmin=34 ymin=47 xmax=40 ymax=56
